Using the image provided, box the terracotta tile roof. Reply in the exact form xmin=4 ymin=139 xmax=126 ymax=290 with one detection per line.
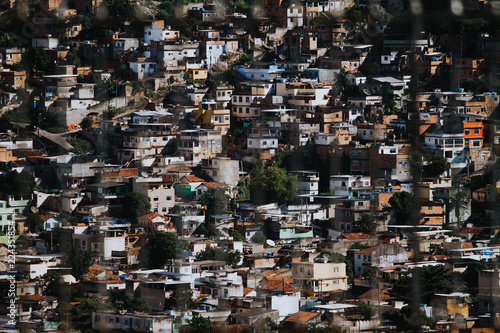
xmin=183 ymin=175 xmax=205 ymax=182
xmin=462 ymin=242 xmax=474 ymax=249
xmin=167 ymin=165 xmax=192 ymax=172
xmin=19 ymin=294 xmax=44 ymax=301
xmin=200 ymin=182 xmax=229 ymax=189
xmin=137 ymin=212 xmax=168 ymax=221
xmin=457 ymin=227 xmax=484 ymax=235
xmin=243 ymin=288 xmax=255 ymax=296
xmin=260 ymin=276 xmax=297 ymax=293
xmin=341 ymin=232 xmax=374 ymax=239
xmin=284 ymin=311 xmax=320 ymax=323
xmin=127 ymin=248 xmax=140 ymax=255
xmin=358 ymin=288 xmax=391 ymax=301
xmin=398 ymin=146 xmax=412 ymax=154
xmin=355 ymin=245 xmax=380 ymax=254
xmin=40 ymin=215 xmax=56 ymax=222
xmin=13 ymin=150 xmax=44 ymax=158
xmin=261 ymin=268 xmax=290 ymax=277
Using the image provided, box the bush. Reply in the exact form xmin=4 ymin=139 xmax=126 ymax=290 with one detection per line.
xmin=46 ymin=127 xmax=68 ymax=134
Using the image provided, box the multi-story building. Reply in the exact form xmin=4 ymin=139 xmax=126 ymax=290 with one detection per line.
xmin=177 ymin=129 xmax=223 ymax=164
xmin=132 ymin=177 xmax=175 ymax=215
xmin=200 ymin=157 xmax=240 ymax=187
xmin=292 ymin=260 xmax=347 ymax=296
xmin=92 ymin=311 xmax=173 ymax=333
xmin=192 ymin=100 xmax=231 ymax=135
xmin=353 ymin=243 xmax=408 ymax=277
xmin=275 ymin=81 xmax=331 ymax=112
xmin=291 ymin=170 xmax=319 ymax=195
xmin=424 ymin=132 xmax=466 ymax=168
xmin=463 ymin=121 xmax=484 ymax=148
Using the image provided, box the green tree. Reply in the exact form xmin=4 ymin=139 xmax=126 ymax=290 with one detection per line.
xmin=463 ymin=261 xmax=489 ymax=296
xmin=71 ymin=295 xmax=110 ymax=333
xmin=165 ymin=285 xmax=196 ymax=311
xmin=71 ymin=138 xmax=92 ymax=155
xmin=196 ymin=225 xmax=222 ymax=238
xmin=105 ymin=0 xmax=136 ymax=19
xmin=25 ymin=213 xmax=43 ymax=232
xmin=388 ymin=191 xmax=415 ymax=225
xmin=251 ymin=165 xmax=298 ymax=204
xmin=122 ymin=192 xmax=151 ymax=222
xmin=67 ymin=246 xmax=92 ymax=280
xmin=382 ymin=305 xmax=436 ymax=331
xmin=449 ymin=189 xmax=470 ymax=227
xmin=389 ymin=265 xmax=454 ymax=305
xmin=0 ymin=32 xmax=10 ymax=47
xmin=80 ymin=117 xmax=93 ymax=131
xmin=0 ymin=171 xmax=35 ymax=194
xmin=353 ymin=213 xmax=376 ymax=235
xmin=43 ymin=271 xmax=63 ymax=285
xmin=237 ymin=177 xmax=251 ymax=199
xmin=199 ymin=187 xmax=231 ymax=215
xmin=138 ymin=231 xmax=185 ymax=268
xmin=195 ymin=246 xmax=242 ymax=268
xmin=231 ymin=230 xmax=246 ymax=242
xmin=62 ymin=51 xmax=81 ymax=67
xmin=186 ymin=315 xmax=212 ymax=333
xmin=251 ymin=233 xmax=267 ymax=244
xmin=355 ymin=301 xmax=375 ymax=319
xmin=423 ymin=155 xmax=449 ymax=177
xmin=113 ymin=297 xmax=152 ymax=313
xmin=24 ymin=47 xmax=51 ymax=74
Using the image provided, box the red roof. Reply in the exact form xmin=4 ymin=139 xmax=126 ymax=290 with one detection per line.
xmin=183 ymin=175 xmax=205 ymax=182
xmin=341 ymin=232 xmax=374 ymax=239
xmin=260 ymin=276 xmax=298 ymax=293
xmin=356 ymin=245 xmax=380 ymax=254
xmin=284 ymin=311 xmax=320 ymax=323
xmin=167 ymin=165 xmax=192 ymax=172
xmin=199 ymin=182 xmax=229 ymax=189
xmin=137 ymin=212 xmax=168 ymax=221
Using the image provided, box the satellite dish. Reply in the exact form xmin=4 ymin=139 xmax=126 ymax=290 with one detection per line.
xmin=31 ymin=206 xmax=39 ymax=214
xmin=141 ymin=172 xmax=148 ymax=178
xmin=278 ymin=54 xmax=285 ymax=60
xmin=266 ymin=239 xmax=275 ymax=247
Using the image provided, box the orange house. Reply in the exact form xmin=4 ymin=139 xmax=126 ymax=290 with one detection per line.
xmin=464 ymin=122 xmax=484 ymax=148
xmin=419 ymin=201 xmax=445 ymax=225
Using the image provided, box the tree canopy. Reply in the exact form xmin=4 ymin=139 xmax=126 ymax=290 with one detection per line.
xmin=388 ymin=191 xmax=416 ymax=225
xmin=0 ymin=171 xmax=35 ymax=194
xmin=199 ymin=187 xmax=231 ymax=215
xmin=165 ymin=285 xmax=196 ymax=311
xmin=389 ymin=265 xmax=454 ymax=305
xmin=251 ymin=165 xmax=298 ymax=204
xmin=195 ymin=246 xmax=242 ymax=268
xmin=423 ymin=155 xmax=449 ymax=177
xmin=353 ymin=213 xmax=376 ymax=235
xmin=138 ymin=231 xmax=186 ymax=268
xmin=67 ymin=246 xmax=92 ymax=280
xmin=112 ymin=297 xmax=152 ymax=313
xmin=122 ymin=191 xmax=151 ymax=222
xmin=383 ymin=305 xmax=436 ymax=331
xmin=463 ymin=261 xmax=489 ymax=296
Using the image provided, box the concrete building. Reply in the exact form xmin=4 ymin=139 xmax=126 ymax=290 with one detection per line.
xmin=292 ymin=260 xmax=348 ymax=296
xmin=353 ymin=244 xmax=408 ymax=277
xmin=92 ymin=311 xmax=173 ymax=333
xmin=132 ymin=177 xmax=175 ymax=215
xmin=177 ymin=129 xmax=223 ymax=164
xmin=192 ymin=100 xmax=231 ymax=135
xmin=200 ymin=157 xmax=240 ymax=187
